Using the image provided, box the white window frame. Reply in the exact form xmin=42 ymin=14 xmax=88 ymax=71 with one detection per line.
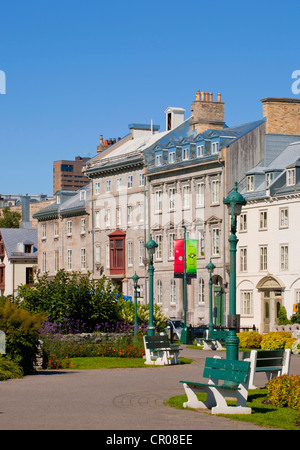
xmin=67 ymin=220 xmax=72 ymax=236
xmin=287 ymin=168 xmax=295 ymax=186
xmin=182 ymin=185 xmax=190 ymax=208
xmin=128 ymin=241 xmax=133 ymax=266
xmin=105 ymin=209 xmax=111 ymax=227
xmin=280 ymin=244 xmax=288 ymax=271
xmin=240 ymin=290 xmax=253 ymax=316
xmin=116 ymin=207 xmax=121 ymax=226
xmin=240 ymin=247 xmax=248 ymax=272
xmin=279 ymin=208 xmax=288 ymax=229
xmin=139 ymin=173 xmax=145 ymax=186
xmin=169 ymin=151 xmax=175 ymax=163
xmin=81 ymin=248 xmax=86 ymax=270
xmin=81 ymin=217 xmax=86 ymax=234
xmin=155 ymin=234 xmax=162 ymax=260
xmin=127 ymin=175 xmax=133 ymax=189
xmin=106 ymin=179 xmax=111 ymax=192
xmin=155 ymin=190 xmax=162 ymax=212
xmin=139 ymin=240 xmax=144 ymax=266
xmin=168 ymin=233 xmax=175 ymax=259
xmin=196 ymin=182 xmax=204 ymax=206
xmin=239 ymin=213 xmax=247 ymax=232
xmin=157 ymin=279 xmax=163 ymax=304
xmin=212 ymin=180 xmax=220 ymax=204
xmin=182 ymin=147 xmax=189 ymax=161
xmin=54 ymin=222 xmax=59 ymax=238
xmin=67 ymin=249 xmax=72 ymax=271
xmin=95 ymin=210 xmax=100 ymax=228
xmin=198 ymin=278 xmax=205 ymax=304
xmin=170 ymin=279 xmax=176 ymax=304
xmin=54 ymin=249 xmax=59 ymax=272
xmin=95 ymin=244 xmax=101 ymax=266
xmin=259 ymin=210 xmax=268 ymax=230
xmin=116 ymin=177 xmax=122 ymax=191
xmin=246 ymin=175 xmax=254 ymax=192
xmin=260 ymin=246 xmax=268 ymax=271
xmin=155 ymin=154 xmax=162 ymax=166
xmin=212 ymin=228 xmax=220 ymax=256
xmin=196 ymin=144 xmax=204 ymax=158
xmin=95 ymin=181 xmax=100 ymax=194
xmin=211 ymin=141 xmax=219 ymax=154
xmin=127 ymin=205 xmax=132 ymax=223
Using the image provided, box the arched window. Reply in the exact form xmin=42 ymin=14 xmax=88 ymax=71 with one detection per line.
xmin=198 ymin=278 xmax=205 ymax=304
xmin=157 ymin=280 xmax=163 ymax=304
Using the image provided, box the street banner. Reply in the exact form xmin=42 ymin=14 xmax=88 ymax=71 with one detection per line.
xmin=174 ymin=239 xmax=184 ymax=278
xmin=186 ymin=239 xmax=197 ymax=278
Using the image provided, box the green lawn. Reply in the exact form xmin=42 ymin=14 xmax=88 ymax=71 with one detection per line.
xmin=166 ymin=389 xmax=300 ymax=430
xmin=67 ymin=356 xmax=193 ymax=369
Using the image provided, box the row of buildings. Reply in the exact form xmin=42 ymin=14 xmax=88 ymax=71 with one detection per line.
xmin=3 ymin=91 xmax=300 ymax=334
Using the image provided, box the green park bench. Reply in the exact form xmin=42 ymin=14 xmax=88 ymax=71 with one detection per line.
xmin=241 ymin=349 xmax=291 ymax=389
xmin=180 ymin=356 xmax=251 ymax=414
xmin=195 ymin=329 xmax=229 ymax=350
xmin=143 ymin=334 xmax=182 ymax=365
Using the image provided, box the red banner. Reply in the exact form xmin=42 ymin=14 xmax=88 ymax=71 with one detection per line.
xmin=174 ymin=239 xmax=184 ymax=278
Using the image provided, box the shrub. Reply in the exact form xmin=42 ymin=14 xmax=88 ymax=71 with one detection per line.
xmin=278 ymin=305 xmax=290 ymax=325
xmin=237 ymin=331 xmax=262 ymax=349
xmin=267 ymin=375 xmax=300 ymax=410
xmin=0 ymin=355 xmax=23 ymax=380
xmin=0 ymin=300 xmax=45 ymax=374
xmin=260 ymin=331 xmax=294 ymax=350
xmin=116 ymin=300 xmax=168 ymax=332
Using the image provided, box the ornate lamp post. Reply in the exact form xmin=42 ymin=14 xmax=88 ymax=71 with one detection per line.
xmin=132 ymin=272 xmax=139 ymax=339
xmin=206 ymin=259 xmax=216 ymax=337
xmin=144 ymin=235 xmax=158 ymax=336
xmin=223 ymin=182 xmax=247 ymax=360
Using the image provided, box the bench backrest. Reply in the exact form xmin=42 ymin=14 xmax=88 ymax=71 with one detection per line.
xmin=242 ymin=350 xmax=284 ymax=368
xmin=144 ymin=335 xmax=171 ymax=350
xmin=208 ymin=330 xmax=229 ymax=340
xmin=203 ymin=357 xmax=250 ymax=385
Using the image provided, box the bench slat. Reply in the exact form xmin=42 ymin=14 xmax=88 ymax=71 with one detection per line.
xmin=203 ymin=357 xmax=250 ymax=384
xmin=179 ymin=380 xmax=241 ymax=391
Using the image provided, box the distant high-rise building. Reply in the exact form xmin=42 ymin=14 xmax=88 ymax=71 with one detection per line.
xmin=53 ymin=156 xmax=90 ymax=194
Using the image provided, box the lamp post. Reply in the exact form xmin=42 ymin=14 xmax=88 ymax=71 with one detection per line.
xmin=132 ymin=272 xmax=139 ymax=340
xmin=144 ymin=235 xmax=158 ymax=336
xmin=206 ymin=259 xmax=216 ymax=337
xmin=223 ymin=182 xmax=247 ymax=361
xmin=180 ymin=226 xmax=189 ymax=344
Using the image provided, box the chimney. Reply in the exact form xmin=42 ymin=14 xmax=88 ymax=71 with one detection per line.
xmin=261 ymin=97 xmax=300 ymax=135
xmin=165 ymin=107 xmax=186 ymax=131
xmin=191 ymin=90 xmax=225 ymax=133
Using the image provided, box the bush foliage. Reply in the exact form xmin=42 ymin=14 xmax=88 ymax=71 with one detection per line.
xmin=0 ymin=355 xmax=24 ymax=380
xmin=260 ymin=331 xmax=295 ymax=350
xmin=267 ymin=375 xmax=300 ymax=411
xmin=237 ymin=331 xmax=262 ymax=349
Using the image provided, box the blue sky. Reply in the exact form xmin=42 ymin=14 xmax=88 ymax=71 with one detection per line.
xmin=0 ymin=0 xmax=299 ymax=195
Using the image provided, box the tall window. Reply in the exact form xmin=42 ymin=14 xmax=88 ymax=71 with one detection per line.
xmin=105 ymin=209 xmax=111 ymax=227
xmin=198 ymin=229 xmax=205 ymax=257
xmin=128 ymin=241 xmax=133 ymax=266
xmin=169 ymin=151 xmax=175 ymax=163
xmin=182 ymin=147 xmax=189 ymax=160
xmin=155 ymin=190 xmax=162 ymax=212
xmin=196 ymin=182 xmax=204 ymax=206
xmin=168 ymin=233 xmax=175 ymax=259
xmin=95 ymin=181 xmax=100 ymax=194
xmin=95 ymin=211 xmax=100 ymax=228
xmin=170 ymin=280 xmax=176 ymax=304
xmin=138 ymin=202 xmax=144 ymax=222
xmin=67 ymin=220 xmax=72 ymax=236
xmin=155 ymin=234 xmax=162 ymax=259
xmin=260 ymin=246 xmax=268 ymax=271
xmin=240 ymin=247 xmax=248 ymax=272
xmin=280 ymin=245 xmax=288 ymax=270
xmin=155 ymin=154 xmax=162 ymax=166
xmin=116 ymin=207 xmax=121 ymax=226
xmin=212 ymin=228 xmax=220 ymax=256
xmin=157 ymin=280 xmax=163 ymax=304
xmin=197 ymin=145 xmax=204 ymax=157
xmin=246 ymin=175 xmax=254 ymax=192
xmin=106 ymin=179 xmax=111 ymax=192
xmin=182 ymin=185 xmax=190 ymax=208
xmin=279 ymin=208 xmax=288 ymax=228
xmin=240 ymin=291 xmax=253 ymax=315
xmin=169 ymin=187 xmax=175 ymax=210
xmin=116 ymin=177 xmax=122 ymax=191
xmin=95 ymin=244 xmax=101 ymax=266
xmin=54 ymin=222 xmax=59 ymax=237
xmin=127 ymin=175 xmax=133 ymax=188
xmin=127 ymin=205 xmax=132 ymax=223
xmin=139 ymin=173 xmax=145 ymax=186
xmin=287 ymin=168 xmax=295 ymax=186
xmin=259 ymin=210 xmax=267 ymax=230
xmin=42 ymin=251 xmax=46 ymax=272
xmin=54 ymin=249 xmax=59 ymax=272
xmin=106 ymin=243 xmax=110 ymax=268
xmin=42 ymin=224 xmax=46 ymax=239
xmin=239 ymin=213 xmax=247 ymax=232
xmin=81 ymin=248 xmax=86 ymax=270
xmin=211 ymin=141 xmax=218 ymax=154
xmin=110 ymin=236 xmax=125 ymax=274
xmin=212 ymin=180 xmax=220 ymax=204
xmin=139 ymin=240 xmax=144 ymax=265
xmin=198 ymin=278 xmax=205 ymax=303
xmin=67 ymin=249 xmax=72 ymax=270
xmin=81 ymin=217 xmax=86 ymax=234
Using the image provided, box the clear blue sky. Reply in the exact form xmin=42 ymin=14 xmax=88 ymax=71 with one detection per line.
xmin=0 ymin=0 xmax=299 ymax=195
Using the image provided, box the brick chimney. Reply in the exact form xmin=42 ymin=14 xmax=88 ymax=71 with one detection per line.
xmin=190 ymin=91 xmax=225 ymax=133
xmin=261 ymin=97 xmax=300 ymax=135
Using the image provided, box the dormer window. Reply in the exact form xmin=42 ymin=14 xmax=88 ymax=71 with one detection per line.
xmin=265 ymin=172 xmax=274 ymax=187
xmin=211 ymin=141 xmax=219 ymax=155
xmin=56 ymin=194 xmax=61 ymax=204
xmin=155 ymin=153 xmax=162 ymax=166
xmin=196 ymin=144 xmax=204 ymax=157
xmin=80 ymin=190 xmax=86 ymax=201
xmin=168 ymin=151 xmax=175 ymax=163
xmin=246 ymin=175 xmax=254 ymax=192
xmin=287 ymin=168 xmax=295 ymax=186
xmin=182 ymin=147 xmax=189 ymax=161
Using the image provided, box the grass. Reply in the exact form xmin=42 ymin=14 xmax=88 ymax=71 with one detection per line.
xmin=166 ymin=389 xmax=300 ymax=430
xmin=66 ymin=356 xmax=193 ymax=369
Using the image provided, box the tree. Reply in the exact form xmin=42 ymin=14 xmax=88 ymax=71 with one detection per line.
xmin=0 ymin=207 xmax=21 ymax=228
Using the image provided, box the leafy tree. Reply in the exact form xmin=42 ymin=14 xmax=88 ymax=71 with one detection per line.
xmin=16 ymin=270 xmax=121 ymax=329
xmin=0 ymin=207 xmax=21 ymax=228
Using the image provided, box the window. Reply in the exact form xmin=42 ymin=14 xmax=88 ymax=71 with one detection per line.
xmin=155 ymin=234 xmax=162 ymax=259
xmin=246 ymin=175 xmax=254 ymax=192
xmin=155 ymin=190 xmax=162 ymax=212
xmin=197 ymin=145 xmax=204 ymax=158
xmin=196 ymin=182 xmax=204 ymax=206
xmin=170 ymin=280 xmax=176 ymax=304
xmin=127 ymin=205 xmax=132 ymax=223
xmin=95 ymin=244 xmax=101 ymax=266
xmin=169 ymin=151 xmax=175 ymax=163
xmin=157 ymin=280 xmax=163 ymax=304
xmin=182 ymin=147 xmax=189 ymax=160
xmin=128 ymin=241 xmax=133 ymax=266
xmin=81 ymin=217 xmax=86 ymax=234
xmin=239 ymin=213 xmax=247 ymax=232
xmin=155 ymin=153 xmax=162 ymax=166
xmin=168 ymin=233 xmax=175 ymax=259
xmin=127 ymin=175 xmax=133 ymax=188
xmin=280 ymin=245 xmax=288 ymax=270
xmin=266 ymin=172 xmax=274 ymax=187
xmin=42 ymin=224 xmax=46 ymax=239
xmin=240 ymin=247 xmax=248 ymax=272
xmin=116 ymin=207 xmax=121 ymax=226
xmin=106 ymin=244 xmax=110 ymax=268
xmin=80 ymin=190 xmax=86 ymax=201
xmin=67 ymin=249 xmax=72 ymax=270
xmin=260 ymin=246 xmax=268 ymax=270
xmin=95 ymin=181 xmax=100 ymax=194
xmin=105 ymin=209 xmax=111 ymax=227
xmin=53 ymin=222 xmax=58 ymax=238
xmin=295 ymin=289 xmax=300 ymax=303
xmin=139 ymin=173 xmax=145 ymax=186
xmin=110 ymin=236 xmax=125 ymax=273
xmin=67 ymin=220 xmax=72 ymax=236
xmin=241 ymin=291 xmax=253 ymax=315
xmin=95 ymin=211 xmax=100 ymax=228
xmin=259 ymin=210 xmax=268 ymax=230
xmin=81 ymin=248 xmax=86 ymax=270
xmin=198 ymin=278 xmax=205 ymax=304
xmin=54 ymin=250 xmax=59 ymax=272
xmin=211 ymin=141 xmax=218 ymax=154
xmin=279 ymin=208 xmax=288 ymax=228
xmin=182 ymin=185 xmax=190 ymax=208
xmin=212 ymin=228 xmax=220 ymax=256
xmin=106 ymin=179 xmax=111 ymax=192
xmin=212 ymin=180 xmax=220 ymax=204
xmin=168 ymin=187 xmax=175 ymax=210
xmin=26 ymin=267 xmax=34 ymax=285
xmin=138 ymin=202 xmax=144 ymax=222
xmin=287 ymin=168 xmax=295 ymax=186
xmin=116 ymin=177 xmax=122 ymax=191
xmin=24 ymin=244 xmax=32 ymax=253
xmin=139 ymin=240 xmax=144 ymax=265
xmin=198 ymin=229 xmax=205 ymax=257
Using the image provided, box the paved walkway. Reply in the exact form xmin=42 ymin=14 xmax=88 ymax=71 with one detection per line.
xmin=0 ymin=347 xmax=299 ymax=431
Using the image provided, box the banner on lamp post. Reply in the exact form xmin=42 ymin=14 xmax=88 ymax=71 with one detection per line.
xmin=174 ymin=238 xmax=197 ymax=278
